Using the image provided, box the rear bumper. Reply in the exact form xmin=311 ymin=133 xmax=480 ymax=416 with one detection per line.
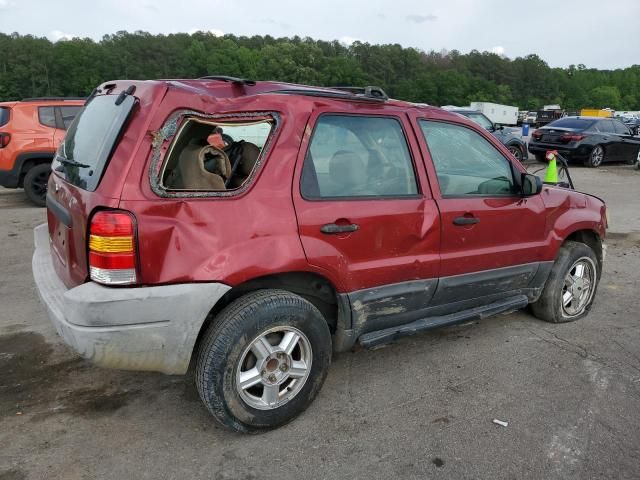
xmin=528 ymin=142 xmax=591 ymax=159
xmin=32 ymin=224 xmax=231 ymax=374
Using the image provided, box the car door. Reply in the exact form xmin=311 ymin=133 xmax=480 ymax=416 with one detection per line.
xmin=612 ymin=120 xmax=640 ymax=162
xmin=411 ymin=112 xmax=548 ymax=307
xmin=595 ymin=120 xmax=622 ymax=161
xmin=292 ymin=110 xmax=441 ymax=332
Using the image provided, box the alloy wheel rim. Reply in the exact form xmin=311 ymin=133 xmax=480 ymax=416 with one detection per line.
xmin=591 ymin=146 xmax=603 ymax=166
xmin=561 ymin=257 xmax=596 ymax=318
xmin=236 ymin=326 xmax=312 ymax=410
xmin=509 ymin=146 xmax=522 ymax=160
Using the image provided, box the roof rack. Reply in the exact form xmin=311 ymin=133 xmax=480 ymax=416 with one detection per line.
xmin=198 ymin=75 xmax=256 ymax=86
xmin=271 ymin=86 xmax=388 ymax=103
xmin=21 ymin=97 xmax=86 ymax=102
xmin=331 ymin=86 xmax=388 ymax=101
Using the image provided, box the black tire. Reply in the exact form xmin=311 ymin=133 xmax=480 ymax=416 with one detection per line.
xmin=507 ymin=144 xmax=523 ymax=161
xmin=196 ymin=289 xmax=332 ymax=433
xmin=535 ymin=153 xmax=546 ymax=163
xmin=530 ymin=241 xmax=600 ymax=323
xmin=584 ymin=145 xmax=605 ymax=168
xmin=23 ymin=163 xmax=51 ymax=207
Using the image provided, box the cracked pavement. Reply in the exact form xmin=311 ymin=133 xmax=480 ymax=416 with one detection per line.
xmin=1 ymin=164 xmax=640 ymax=480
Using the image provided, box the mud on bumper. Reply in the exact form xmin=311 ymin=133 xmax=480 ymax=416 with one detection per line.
xmin=31 ymin=224 xmax=230 ymax=374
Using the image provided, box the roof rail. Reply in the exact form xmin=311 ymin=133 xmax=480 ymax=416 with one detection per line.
xmin=198 ymin=75 xmax=256 ymax=86
xmin=21 ymin=97 xmax=86 ymax=102
xmin=270 ymin=86 xmax=388 ymax=103
xmin=331 ymin=86 xmax=389 ymax=101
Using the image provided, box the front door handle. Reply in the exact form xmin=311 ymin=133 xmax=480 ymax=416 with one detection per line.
xmin=453 ymin=216 xmax=480 ymax=226
xmin=320 ymin=223 xmax=359 ymax=234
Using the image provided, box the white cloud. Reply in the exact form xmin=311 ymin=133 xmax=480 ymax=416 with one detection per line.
xmin=187 ymin=28 xmax=224 ymax=37
xmin=48 ymin=30 xmax=77 ymax=42
xmin=491 ymin=46 xmax=506 ymax=56
xmin=339 ymin=36 xmax=360 ymax=46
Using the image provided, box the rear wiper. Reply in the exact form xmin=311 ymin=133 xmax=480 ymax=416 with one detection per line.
xmin=58 ymin=158 xmax=91 ymax=168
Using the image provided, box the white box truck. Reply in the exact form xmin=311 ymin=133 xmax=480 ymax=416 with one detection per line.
xmin=469 ymin=102 xmax=519 ymax=126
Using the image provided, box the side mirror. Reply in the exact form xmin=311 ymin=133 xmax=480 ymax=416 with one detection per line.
xmin=496 ymin=124 xmax=504 ymax=131
xmin=521 ymin=173 xmax=543 ymax=196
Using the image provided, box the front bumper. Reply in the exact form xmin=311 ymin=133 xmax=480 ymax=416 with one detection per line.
xmin=32 ymin=224 xmax=230 ymax=374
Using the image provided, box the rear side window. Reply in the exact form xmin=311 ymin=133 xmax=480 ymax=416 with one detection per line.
xmin=160 ymin=118 xmax=274 ymax=193
xmin=52 ymin=95 xmax=136 ymax=191
xmin=60 ymin=106 xmax=83 ymax=129
xmin=0 ymin=107 xmax=9 ymax=127
xmin=420 ymin=121 xmax=515 ymax=197
xmin=38 ymin=107 xmax=57 ymax=128
xmin=301 ymin=115 xmax=418 ymax=199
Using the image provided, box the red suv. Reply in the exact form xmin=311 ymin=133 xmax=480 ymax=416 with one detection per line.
xmin=0 ymin=98 xmax=85 ymax=206
xmin=32 ymin=77 xmax=607 ymax=432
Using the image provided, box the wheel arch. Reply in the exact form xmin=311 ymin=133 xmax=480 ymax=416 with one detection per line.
xmin=17 ymin=151 xmax=54 ymax=187
xmin=189 ymin=271 xmax=348 ymax=370
xmin=563 ymin=229 xmax=603 ymax=271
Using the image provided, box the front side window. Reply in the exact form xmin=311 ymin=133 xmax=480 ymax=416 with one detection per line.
xmin=38 ymin=106 xmax=56 ymax=128
xmin=613 ymin=121 xmax=630 ymax=135
xmin=301 ymin=115 xmax=418 ymax=199
xmin=419 ymin=121 xmax=515 ymax=197
xmin=596 ymin=120 xmax=615 ymax=133
xmin=463 ymin=112 xmax=493 ymax=130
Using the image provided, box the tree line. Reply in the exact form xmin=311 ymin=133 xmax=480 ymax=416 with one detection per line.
xmin=1 ymin=31 xmax=638 ymax=111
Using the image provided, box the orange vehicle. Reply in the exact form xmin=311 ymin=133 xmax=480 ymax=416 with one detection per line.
xmin=0 ymin=97 xmax=85 ymax=206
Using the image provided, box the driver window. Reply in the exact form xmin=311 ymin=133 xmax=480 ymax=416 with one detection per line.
xmin=301 ymin=115 xmax=418 ymax=199
xmin=419 ymin=120 xmax=516 ymax=197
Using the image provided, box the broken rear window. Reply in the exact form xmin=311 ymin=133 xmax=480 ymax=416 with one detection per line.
xmin=161 ymin=118 xmax=273 ymax=192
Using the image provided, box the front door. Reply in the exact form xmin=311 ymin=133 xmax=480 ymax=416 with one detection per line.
xmin=293 ymin=111 xmax=441 ymax=332
xmin=412 ymin=113 xmax=548 ymax=306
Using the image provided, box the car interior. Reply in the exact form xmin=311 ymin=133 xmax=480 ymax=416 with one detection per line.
xmin=162 ymin=118 xmax=271 ymax=191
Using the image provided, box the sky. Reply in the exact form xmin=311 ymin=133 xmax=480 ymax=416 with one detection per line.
xmin=1 ymin=0 xmax=639 ymax=70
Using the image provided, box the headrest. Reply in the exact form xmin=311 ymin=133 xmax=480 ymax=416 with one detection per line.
xmin=329 ymin=150 xmax=366 ymax=188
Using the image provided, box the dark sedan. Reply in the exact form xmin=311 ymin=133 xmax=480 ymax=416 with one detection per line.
xmin=528 ymin=117 xmax=640 ymax=167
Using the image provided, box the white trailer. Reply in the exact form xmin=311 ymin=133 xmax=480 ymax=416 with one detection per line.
xmin=469 ymin=102 xmax=519 ymax=126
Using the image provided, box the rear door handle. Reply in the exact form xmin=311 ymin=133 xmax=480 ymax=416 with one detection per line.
xmin=453 ymin=216 xmax=480 ymax=226
xmin=320 ymin=223 xmax=359 ymax=234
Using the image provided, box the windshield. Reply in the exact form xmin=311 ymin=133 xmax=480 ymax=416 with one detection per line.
xmin=0 ymin=107 xmax=9 ymax=127
xmin=53 ymin=95 xmax=135 ymax=191
xmin=462 ymin=112 xmax=493 ymax=130
xmin=545 ymin=118 xmax=595 ymax=130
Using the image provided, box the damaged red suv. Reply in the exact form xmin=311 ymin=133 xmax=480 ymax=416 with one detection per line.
xmin=33 ymin=77 xmax=607 ymax=432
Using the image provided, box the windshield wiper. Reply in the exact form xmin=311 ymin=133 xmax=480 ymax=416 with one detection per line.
xmin=58 ymin=158 xmax=91 ymax=169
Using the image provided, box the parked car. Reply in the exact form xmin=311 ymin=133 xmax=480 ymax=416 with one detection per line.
xmin=0 ymin=97 xmax=85 ymax=206
xmin=445 ymin=107 xmax=528 ymax=161
xmin=620 ymin=117 xmax=640 ymax=136
xmin=529 ymin=116 xmax=640 ymax=167
xmin=33 ymin=77 xmax=607 ymax=433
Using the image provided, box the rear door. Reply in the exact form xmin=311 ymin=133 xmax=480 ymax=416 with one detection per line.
xmin=411 ymin=112 xmax=547 ymax=306
xmin=52 ymin=105 xmax=83 ymax=145
xmin=595 ymin=120 xmax=622 ymax=160
xmin=293 ymin=109 xmax=440 ymax=306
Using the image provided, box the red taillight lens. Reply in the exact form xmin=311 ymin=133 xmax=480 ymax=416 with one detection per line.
xmin=531 ymin=130 xmax=542 ymax=140
xmin=0 ymin=132 xmax=10 ymax=148
xmin=560 ymin=134 xmax=585 ymax=142
xmin=88 ymin=210 xmax=137 ymax=285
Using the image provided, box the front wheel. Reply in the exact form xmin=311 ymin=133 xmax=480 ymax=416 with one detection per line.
xmin=196 ymin=289 xmax=332 ymax=433
xmin=530 ymin=241 xmax=599 ymax=323
xmin=23 ymin=163 xmax=51 ymax=207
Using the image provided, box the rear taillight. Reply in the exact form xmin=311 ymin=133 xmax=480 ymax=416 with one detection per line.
xmin=560 ymin=134 xmax=586 ymax=142
xmin=0 ymin=133 xmax=10 ymax=148
xmin=531 ymin=130 xmax=542 ymax=140
xmin=88 ymin=210 xmax=138 ymax=285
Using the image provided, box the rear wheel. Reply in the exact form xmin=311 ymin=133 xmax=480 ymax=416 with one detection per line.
xmin=23 ymin=163 xmax=51 ymax=207
xmin=530 ymin=241 xmax=599 ymax=323
xmin=507 ymin=144 xmax=523 ymax=161
xmin=585 ymin=145 xmax=605 ymax=168
xmin=196 ymin=289 xmax=332 ymax=433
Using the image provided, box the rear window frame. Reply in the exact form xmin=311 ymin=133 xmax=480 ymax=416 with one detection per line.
xmin=149 ymin=109 xmax=281 ymax=199
xmin=545 ymin=118 xmax=596 ymax=130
